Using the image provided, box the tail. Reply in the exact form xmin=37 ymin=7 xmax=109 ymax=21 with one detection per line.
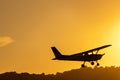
xmin=51 ymin=47 xmax=63 ymax=60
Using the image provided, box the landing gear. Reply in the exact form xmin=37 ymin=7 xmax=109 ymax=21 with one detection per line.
xmin=81 ymin=61 xmax=86 ymax=67
xmin=90 ymin=61 xmax=100 ymax=67
xmin=96 ymin=61 xmax=100 ymax=66
xmin=81 ymin=64 xmax=85 ymax=67
xmin=97 ymin=63 xmax=100 ymax=66
xmin=91 ymin=61 xmax=94 ymax=65
xmin=81 ymin=61 xmax=100 ymax=68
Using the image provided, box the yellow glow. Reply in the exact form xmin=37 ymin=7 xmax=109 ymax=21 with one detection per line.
xmin=113 ymin=26 xmax=120 ymax=49
xmin=1 ymin=0 xmax=120 ymax=74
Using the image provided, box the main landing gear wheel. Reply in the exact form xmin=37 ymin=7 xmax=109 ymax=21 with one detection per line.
xmin=91 ymin=62 xmax=94 ymax=65
xmin=81 ymin=64 xmax=85 ymax=67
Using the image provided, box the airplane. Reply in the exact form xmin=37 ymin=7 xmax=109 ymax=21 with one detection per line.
xmin=51 ymin=45 xmax=112 ymax=67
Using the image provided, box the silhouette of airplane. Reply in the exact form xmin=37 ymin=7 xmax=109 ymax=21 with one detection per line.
xmin=51 ymin=45 xmax=112 ymax=67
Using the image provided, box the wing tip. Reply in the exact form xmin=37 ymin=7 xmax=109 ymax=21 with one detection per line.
xmin=107 ymin=44 xmax=112 ymax=47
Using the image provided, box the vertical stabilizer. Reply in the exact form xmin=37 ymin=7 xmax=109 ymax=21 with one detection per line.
xmin=51 ymin=47 xmax=62 ymax=59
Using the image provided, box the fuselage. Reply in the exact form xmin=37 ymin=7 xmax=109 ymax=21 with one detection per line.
xmin=53 ymin=54 xmax=104 ymax=62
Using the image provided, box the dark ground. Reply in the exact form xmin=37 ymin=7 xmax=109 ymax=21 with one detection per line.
xmin=0 ymin=66 xmax=119 ymax=80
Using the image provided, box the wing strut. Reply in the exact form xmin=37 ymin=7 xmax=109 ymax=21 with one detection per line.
xmin=96 ymin=50 xmax=99 ymax=54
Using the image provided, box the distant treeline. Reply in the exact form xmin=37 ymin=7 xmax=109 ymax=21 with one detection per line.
xmin=0 ymin=66 xmax=120 ymax=80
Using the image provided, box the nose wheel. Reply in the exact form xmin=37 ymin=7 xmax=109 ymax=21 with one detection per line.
xmin=97 ymin=63 xmax=100 ymax=66
xmin=96 ymin=61 xmax=100 ymax=66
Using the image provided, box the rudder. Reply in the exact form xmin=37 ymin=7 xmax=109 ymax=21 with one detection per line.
xmin=51 ymin=47 xmax=62 ymax=59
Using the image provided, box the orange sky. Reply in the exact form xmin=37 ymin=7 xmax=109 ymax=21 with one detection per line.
xmin=0 ymin=0 xmax=120 ymax=74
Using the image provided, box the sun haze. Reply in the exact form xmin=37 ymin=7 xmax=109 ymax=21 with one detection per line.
xmin=0 ymin=0 xmax=120 ymax=74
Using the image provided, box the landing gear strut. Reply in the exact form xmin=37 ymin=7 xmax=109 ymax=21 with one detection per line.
xmin=81 ymin=61 xmax=85 ymax=67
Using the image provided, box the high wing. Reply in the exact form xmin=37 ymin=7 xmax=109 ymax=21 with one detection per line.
xmin=72 ymin=44 xmax=112 ymax=56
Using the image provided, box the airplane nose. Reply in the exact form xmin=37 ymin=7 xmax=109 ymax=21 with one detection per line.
xmin=100 ymin=54 xmax=105 ymax=59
